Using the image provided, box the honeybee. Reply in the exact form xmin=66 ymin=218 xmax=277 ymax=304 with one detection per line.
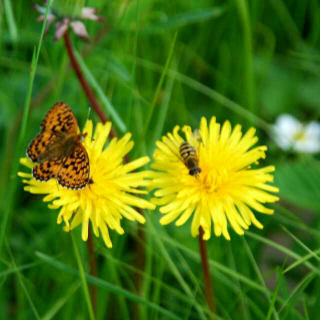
xmin=179 ymin=142 xmax=201 ymax=176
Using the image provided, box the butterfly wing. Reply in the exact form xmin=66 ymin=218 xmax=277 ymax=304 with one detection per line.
xmin=27 ymin=102 xmax=88 ymax=189
xmin=41 ymin=101 xmax=78 ymax=134
xmin=33 ymin=157 xmax=65 ymax=182
xmin=57 ymin=143 xmax=90 ymax=190
xmin=27 ymin=132 xmax=60 ymax=162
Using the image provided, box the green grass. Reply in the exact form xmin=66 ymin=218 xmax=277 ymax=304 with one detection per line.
xmin=0 ymin=0 xmax=52 ymax=258
xmin=2 ymin=0 xmax=320 ymax=319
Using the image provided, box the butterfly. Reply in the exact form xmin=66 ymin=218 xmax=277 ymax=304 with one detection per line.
xmin=26 ymin=102 xmax=90 ymax=190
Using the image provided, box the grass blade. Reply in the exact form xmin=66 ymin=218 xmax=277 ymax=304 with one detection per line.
xmin=161 ymin=233 xmax=266 ymax=293
xmin=266 ymin=269 xmax=281 ymax=320
xmin=97 ymin=246 xmax=212 ymax=311
xmin=235 ymin=0 xmax=255 ymax=118
xmin=71 ymin=232 xmax=95 ymax=320
xmin=126 ymin=0 xmax=140 ymax=129
xmin=146 ymin=217 xmax=217 ymax=320
xmin=151 ymin=57 xmax=177 ymax=146
xmin=35 ymin=251 xmax=183 ymax=320
xmin=142 ymin=7 xmax=226 ymax=33
xmin=284 ymin=248 xmax=320 ymax=274
xmin=130 ymin=56 xmax=271 ymax=131
xmin=42 ymin=281 xmax=81 ymax=320
xmin=282 ymin=226 xmax=320 ymax=261
xmin=3 ymin=0 xmax=18 ymax=42
xmin=242 ymin=237 xmax=280 ymax=320
xmin=6 ymin=240 xmax=41 ymax=320
xmin=0 ymin=0 xmax=53 ymax=258
xmin=245 ymin=231 xmax=320 ymax=275
xmin=279 ymin=272 xmax=316 ymax=317
xmin=135 ymin=31 xmax=178 ymax=157
xmin=73 ymin=50 xmax=127 ymax=133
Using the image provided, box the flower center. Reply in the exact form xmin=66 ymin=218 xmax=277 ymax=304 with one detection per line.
xmin=201 ymin=167 xmax=229 ymax=193
xmin=293 ymin=129 xmax=307 ymax=142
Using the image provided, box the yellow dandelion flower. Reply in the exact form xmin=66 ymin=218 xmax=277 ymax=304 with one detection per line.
xmin=19 ymin=121 xmax=155 ymax=248
xmin=150 ymin=117 xmax=279 ymax=240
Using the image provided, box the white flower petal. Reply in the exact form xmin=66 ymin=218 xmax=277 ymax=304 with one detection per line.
xmin=273 ymin=114 xmax=301 ymax=150
xmin=275 ymin=114 xmax=301 ymax=133
xmin=305 ymin=121 xmax=320 ymax=139
xmin=70 ymin=21 xmax=90 ymax=41
xmin=295 ymin=139 xmax=320 ymax=153
xmin=55 ymin=18 xmax=69 ymax=40
xmin=81 ymin=7 xmax=105 ymax=21
xmin=273 ymin=114 xmax=320 ymax=153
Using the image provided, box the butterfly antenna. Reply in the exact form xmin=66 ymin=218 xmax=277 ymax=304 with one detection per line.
xmin=55 ymin=179 xmax=59 ymax=191
xmin=87 ymin=105 xmax=92 ymax=121
xmin=86 ymin=105 xmax=95 ymax=140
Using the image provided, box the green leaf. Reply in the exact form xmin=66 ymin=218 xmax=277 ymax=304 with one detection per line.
xmin=274 ymin=159 xmax=320 ymax=211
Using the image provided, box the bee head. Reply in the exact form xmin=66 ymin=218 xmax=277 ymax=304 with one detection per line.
xmin=189 ymin=167 xmax=201 ymax=176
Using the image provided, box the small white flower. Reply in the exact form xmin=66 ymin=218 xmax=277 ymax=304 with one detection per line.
xmin=273 ymin=114 xmax=320 ymax=153
xmin=33 ymin=1 xmax=104 ymax=41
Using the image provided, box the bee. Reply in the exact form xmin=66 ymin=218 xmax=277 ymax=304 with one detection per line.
xmin=179 ymin=142 xmax=201 ymax=176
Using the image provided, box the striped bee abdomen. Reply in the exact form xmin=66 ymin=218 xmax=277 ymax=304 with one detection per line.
xmin=179 ymin=142 xmax=201 ymax=176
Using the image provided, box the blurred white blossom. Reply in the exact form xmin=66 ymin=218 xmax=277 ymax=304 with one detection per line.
xmin=34 ymin=0 xmax=104 ymax=41
xmin=273 ymin=114 xmax=320 ymax=153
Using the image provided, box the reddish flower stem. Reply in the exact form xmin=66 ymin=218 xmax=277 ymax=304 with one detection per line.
xmin=198 ymin=227 xmax=216 ymax=317
xmin=63 ymin=30 xmax=103 ymax=315
xmin=87 ymin=227 xmax=97 ymax=315
xmin=30 ymin=26 xmax=109 ymax=110
xmin=63 ymin=29 xmax=145 ymax=314
xmin=63 ymin=30 xmax=116 ymax=137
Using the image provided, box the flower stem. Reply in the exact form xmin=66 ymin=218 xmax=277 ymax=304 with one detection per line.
xmin=198 ymin=227 xmax=216 ymax=317
xmin=63 ymin=29 xmax=145 ymax=313
xmin=71 ymin=231 xmax=96 ymax=320
xmin=63 ymin=30 xmax=116 ymax=137
xmin=87 ymin=226 xmax=97 ymax=316
xmin=64 ymin=30 xmax=106 ymax=315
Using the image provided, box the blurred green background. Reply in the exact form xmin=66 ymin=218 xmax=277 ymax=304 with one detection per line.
xmin=1 ymin=0 xmax=320 ymax=319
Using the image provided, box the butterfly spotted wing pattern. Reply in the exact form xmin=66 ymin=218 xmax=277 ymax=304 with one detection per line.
xmin=27 ymin=132 xmax=60 ymax=162
xmin=27 ymin=102 xmax=77 ymax=162
xmin=26 ymin=102 xmax=90 ymax=190
xmin=32 ymin=157 xmax=66 ymax=182
xmin=41 ymin=101 xmax=78 ymax=134
xmin=57 ymin=144 xmax=90 ymax=189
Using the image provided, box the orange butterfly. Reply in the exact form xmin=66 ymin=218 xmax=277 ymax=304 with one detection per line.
xmin=27 ymin=102 xmax=90 ymax=190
